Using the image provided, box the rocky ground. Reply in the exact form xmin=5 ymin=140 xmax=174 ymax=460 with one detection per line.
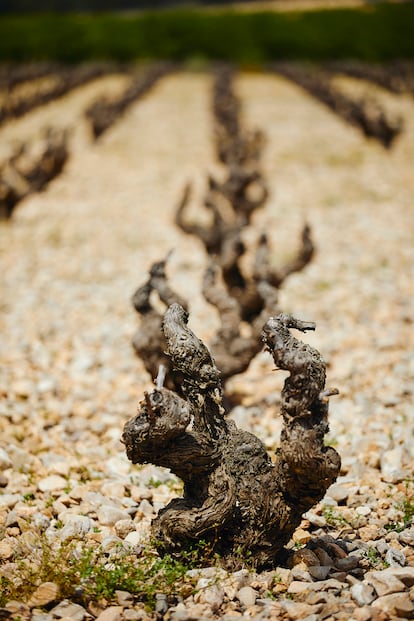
xmin=0 ymin=68 xmax=414 ymax=620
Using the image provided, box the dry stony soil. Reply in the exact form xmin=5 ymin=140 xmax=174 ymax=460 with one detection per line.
xmin=1 ymin=69 xmax=414 ymax=620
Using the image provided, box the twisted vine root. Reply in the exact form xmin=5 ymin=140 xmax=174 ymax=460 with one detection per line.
xmin=123 ymin=305 xmax=340 ymax=568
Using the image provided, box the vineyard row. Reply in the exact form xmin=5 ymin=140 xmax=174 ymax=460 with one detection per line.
xmin=1 ymin=61 xmax=413 ymax=219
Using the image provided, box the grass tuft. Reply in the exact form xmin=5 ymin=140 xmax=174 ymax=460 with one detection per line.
xmin=0 ymin=535 xmax=212 ymax=609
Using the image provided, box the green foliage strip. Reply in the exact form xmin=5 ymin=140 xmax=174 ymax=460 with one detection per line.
xmin=0 ymin=3 xmax=414 ymax=63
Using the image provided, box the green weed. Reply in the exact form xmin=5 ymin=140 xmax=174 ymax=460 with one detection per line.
xmin=0 ymin=535 xmax=210 ymax=609
xmin=147 ymin=476 xmax=183 ymax=493
xmin=362 ymin=546 xmax=389 ymax=570
xmin=385 ymin=479 xmax=414 ymax=533
xmin=22 ymin=492 xmax=35 ymax=503
xmin=263 ymin=589 xmax=278 ymax=600
xmin=322 ymin=506 xmax=351 ymax=528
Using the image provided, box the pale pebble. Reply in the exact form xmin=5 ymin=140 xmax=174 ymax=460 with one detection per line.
xmin=97 ymin=504 xmax=130 ymax=526
xmin=350 ymin=582 xmax=376 ymax=606
xmin=95 ymin=606 xmax=124 ymax=621
xmin=49 ymin=600 xmax=87 ymax=620
xmin=38 ymin=475 xmax=68 ymax=493
xmin=371 ymin=592 xmax=414 ymax=618
xmin=0 ymin=448 xmax=12 ymax=471
xmin=114 ymin=518 xmax=136 ymax=538
xmin=236 ymin=586 xmax=257 ymax=607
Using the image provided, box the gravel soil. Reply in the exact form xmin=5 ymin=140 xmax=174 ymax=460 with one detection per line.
xmin=1 ymin=69 xmax=414 ymax=620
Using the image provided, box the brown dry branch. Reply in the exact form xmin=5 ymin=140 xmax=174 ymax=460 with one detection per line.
xmin=131 ymin=254 xmax=265 ymax=394
xmin=174 ymin=169 xmax=271 ymax=302
xmin=202 ymin=262 xmax=279 ymax=383
xmin=0 ymin=62 xmax=59 ymax=91
xmin=175 ymin=65 xmax=269 ymax=281
xmin=21 ymin=128 xmax=68 ymax=193
xmin=0 ymin=127 xmax=69 ymax=219
xmin=254 ymin=224 xmax=315 ymax=290
xmin=175 ymin=161 xmax=268 ymax=260
xmin=175 ymin=182 xmax=230 ymax=256
xmin=0 ymin=64 xmax=122 ymax=127
xmin=324 ymin=60 xmax=414 ymax=96
xmin=175 ymin=66 xmax=314 ymax=321
xmin=207 ymin=166 xmax=269 ymax=226
xmin=134 ymin=65 xmax=314 ymax=398
xmin=175 ymin=182 xmax=250 ymax=298
xmin=123 ymin=305 xmax=341 ymax=568
xmin=200 ymin=220 xmax=314 ymax=324
xmin=218 ymin=223 xmax=314 ymax=324
xmin=132 ymin=222 xmax=312 ymax=394
xmin=212 ymin=63 xmax=265 ymax=167
xmin=85 ymin=62 xmax=175 ymax=140
xmin=131 ymin=255 xmax=187 ymax=394
xmin=273 ymin=62 xmax=402 ymax=149
xmin=212 ymin=63 xmax=240 ymax=164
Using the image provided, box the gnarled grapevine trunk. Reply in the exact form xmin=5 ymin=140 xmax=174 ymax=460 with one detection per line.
xmin=123 ymin=304 xmax=340 ymax=568
xmin=0 ymin=128 xmax=69 ymax=219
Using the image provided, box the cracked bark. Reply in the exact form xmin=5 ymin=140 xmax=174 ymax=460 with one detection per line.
xmin=123 ymin=305 xmax=341 ymax=568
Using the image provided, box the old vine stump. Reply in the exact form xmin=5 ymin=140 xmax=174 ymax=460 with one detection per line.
xmin=123 ymin=304 xmax=341 ymax=568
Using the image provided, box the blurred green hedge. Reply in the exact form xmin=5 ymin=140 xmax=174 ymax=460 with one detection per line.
xmin=1 ymin=3 xmax=414 ymax=63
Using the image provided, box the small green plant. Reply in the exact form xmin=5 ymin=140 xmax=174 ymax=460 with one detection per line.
xmin=45 ymin=495 xmax=55 ymax=508
xmin=263 ymin=590 xmax=278 ymax=600
xmin=63 ymin=476 xmax=72 ymax=494
xmin=234 ymin=546 xmax=255 ymax=569
xmin=147 ymin=476 xmax=183 ymax=493
xmin=78 ymin=466 xmax=93 ymax=483
xmin=322 ymin=506 xmax=351 ymax=528
xmin=362 ymin=546 xmax=389 ymax=569
xmin=80 ymin=547 xmax=190 ymax=604
xmin=400 ymin=498 xmax=414 ymax=527
xmin=0 ymin=535 xmax=211 ymax=609
xmin=385 ymin=498 xmax=414 ymax=533
xmin=385 ymin=480 xmax=414 ymax=533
